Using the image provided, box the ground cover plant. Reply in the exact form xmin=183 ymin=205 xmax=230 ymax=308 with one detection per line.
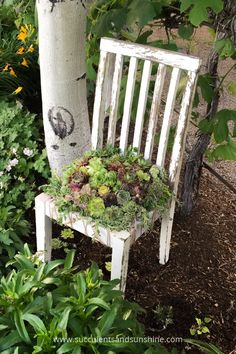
xmin=0 ymin=245 xmax=170 ymax=354
xmin=43 ymin=146 xmax=172 ymax=231
xmin=0 ymin=244 xmax=224 ymax=354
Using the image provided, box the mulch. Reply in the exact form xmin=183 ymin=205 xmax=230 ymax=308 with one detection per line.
xmin=52 ymin=168 xmax=236 ymax=354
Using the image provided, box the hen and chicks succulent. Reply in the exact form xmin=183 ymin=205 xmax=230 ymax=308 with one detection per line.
xmin=44 ymin=146 xmax=172 ymax=231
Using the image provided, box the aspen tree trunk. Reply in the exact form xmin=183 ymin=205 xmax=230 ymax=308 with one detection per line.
xmin=37 ymin=0 xmax=91 ymax=175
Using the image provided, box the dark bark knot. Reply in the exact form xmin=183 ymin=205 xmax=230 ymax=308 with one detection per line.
xmin=48 ymin=106 xmax=75 ymax=139
xmin=76 ymin=73 xmax=86 ymax=81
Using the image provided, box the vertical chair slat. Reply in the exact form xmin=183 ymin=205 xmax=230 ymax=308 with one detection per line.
xmin=107 ymin=54 xmax=124 ymax=146
xmin=132 ymin=60 xmax=152 ymax=151
xmin=119 ymin=57 xmax=138 ymax=153
xmin=104 ymin=53 xmax=116 ymax=112
xmin=156 ymin=67 xmax=181 ymax=168
xmin=91 ymin=50 xmax=109 ymax=149
xmin=144 ymin=63 xmax=167 ymax=160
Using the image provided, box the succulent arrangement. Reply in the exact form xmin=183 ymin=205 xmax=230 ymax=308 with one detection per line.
xmin=44 ymin=146 xmax=172 ymax=231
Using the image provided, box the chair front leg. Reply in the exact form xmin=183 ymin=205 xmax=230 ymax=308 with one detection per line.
xmin=35 ymin=194 xmax=52 ymax=262
xmin=111 ymin=237 xmax=131 ymax=293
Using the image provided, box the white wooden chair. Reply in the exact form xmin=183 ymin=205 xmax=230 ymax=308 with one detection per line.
xmin=35 ymin=38 xmax=201 ymax=292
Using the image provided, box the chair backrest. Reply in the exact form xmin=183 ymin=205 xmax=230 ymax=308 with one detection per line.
xmin=91 ymin=37 xmax=201 ymax=191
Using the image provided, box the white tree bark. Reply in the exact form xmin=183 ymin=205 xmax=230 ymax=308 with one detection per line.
xmin=37 ymin=0 xmax=91 ymax=175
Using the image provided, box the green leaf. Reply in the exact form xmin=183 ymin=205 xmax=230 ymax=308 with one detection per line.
xmin=209 ymin=139 xmax=236 ymax=160
xmin=214 ymin=38 xmax=235 ymax=58
xmin=93 ymin=9 xmax=127 ymax=37
xmin=77 ymin=273 xmax=86 ymax=304
xmin=178 ymin=24 xmax=194 ymax=39
xmin=0 ymin=324 xmax=8 ymax=331
xmin=127 ymin=0 xmax=156 ymax=27
xmin=87 ymin=297 xmax=110 ymax=310
xmin=185 ymin=339 xmax=224 ymax=354
xmin=190 ymin=328 xmax=196 ymax=336
xmin=14 ymin=310 xmax=31 ymax=344
xmin=98 ymin=304 xmax=118 ymax=335
xmin=202 ymin=326 xmax=210 ymax=333
xmin=14 ymin=254 xmax=35 ymax=271
xmin=227 ymin=81 xmax=236 ymax=96
xmin=180 ymin=0 xmax=224 ymax=26
xmin=44 ymin=259 xmax=64 ymax=274
xmin=204 ymin=317 xmax=212 ymax=323
xmin=198 ymin=119 xmax=215 ymax=134
xmin=136 ymin=30 xmax=153 ymax=44
xmin=198 ymin=74 xmax=214 ymax=103
xmin=0 ymin=330 xmax=22 ymax=351
xmin=33 ymin=263 xmax=46 ymax=282
xmin=213 ymin=109 xmax=236 ymax=143
xmin=64 ymin=250 xmax=75 ymax=269
xmin=58 ymin=307 xmax=71 ymax=330
xmin=22 ymin=313 xmax=47 ymax=333
xmin=57 ymin=343 xmax=78 ymax=354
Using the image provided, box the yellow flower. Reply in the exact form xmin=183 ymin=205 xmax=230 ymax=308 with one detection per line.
xmin=3 ymin=63 xmax=10 ymax=72
xmin=17 ymin=47 xmax=25 ymax=55
xmin=27 ymin=44 xmax=34 ymax=53
xmin=9 ymin=67 xmax=17 ymax=77
xmin=13 ymin=86 xmax=23 ymax=95
xmin=17 ymin=25 xmax=28 ymax=42
xmin=21 ymin=58 xmax=29 ymax=68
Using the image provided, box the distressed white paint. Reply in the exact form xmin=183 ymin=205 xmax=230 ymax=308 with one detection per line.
xmin=36 ymin=38 xmax=201 ymax=292
xmin=159 ymin=71 xmax=197 ymax=264
xmin=107 ymin=54 xmax=124 ymax=145
xmin=156 ymin=67 xmax=181 ymax=168
xmin=37 ymin=0 xmax=91 ymax=175
xmin=111 ymin=237 xmax=131 ymax=292
xmin=133 ymin=60 xmax=152 ymax=151
xmin=35 ymin=194 xmax=52 ymax=262
xmin=100 ymin=38 xmax=201 ymax=72
xmin=119 ymin=57 xmax=138 ymax=152
xmin=104 ymin=53 xmax=116 ymax=112
xmin=91 ymin=50 xmax=108 ymax=149
xmin=144 ymin=63 xmax=166 ymax=160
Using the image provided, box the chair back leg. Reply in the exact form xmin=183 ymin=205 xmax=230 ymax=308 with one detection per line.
xmin=159 ymin=197 xmax=176 ymax=264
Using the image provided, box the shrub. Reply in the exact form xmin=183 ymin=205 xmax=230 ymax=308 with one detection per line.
xmin=0 ymin=101 xmax=49 ymax=273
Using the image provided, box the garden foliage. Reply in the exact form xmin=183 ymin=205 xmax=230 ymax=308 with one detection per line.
xmin=0 ymin=244 xmax=224 ymax=354
xmin=0 ymin=101 xmax=49 ymax=274
xmin=0 ymin=245 xmax=166 ymax=353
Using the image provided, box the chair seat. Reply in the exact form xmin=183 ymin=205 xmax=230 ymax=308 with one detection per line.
xmin=36 ymin=192 xmax=159 ymax=248
xmin=35 ymin=192 xmax=160 ymax=291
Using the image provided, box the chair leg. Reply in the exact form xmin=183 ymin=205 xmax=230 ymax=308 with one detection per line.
xmin=159 ymin=199 xmax=175 ymax=265
xmin=111 ymin=237 xmax=131 ymax=293
xmin=35 ymin=194 xmax=52 ymax=262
